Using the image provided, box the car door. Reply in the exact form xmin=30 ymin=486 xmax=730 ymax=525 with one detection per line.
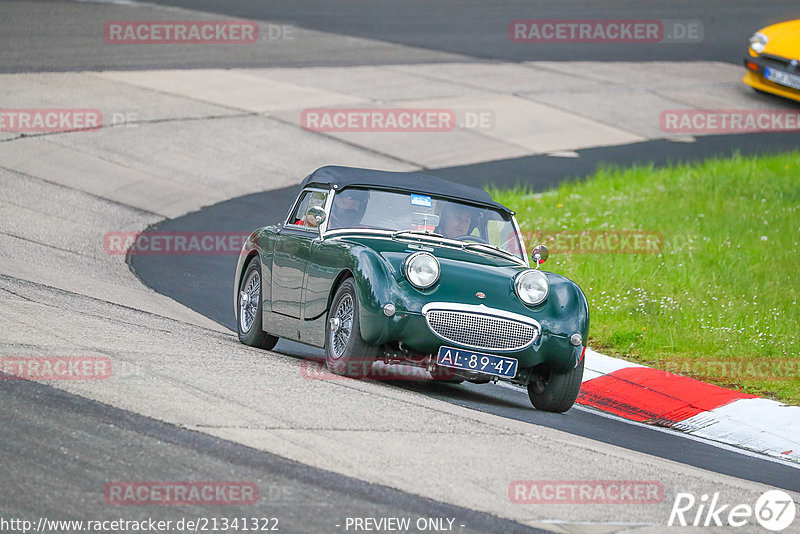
xmin=271 ymin=189 xmax=328 ymax=317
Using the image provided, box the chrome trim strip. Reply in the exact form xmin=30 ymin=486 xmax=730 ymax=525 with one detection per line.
xmin=316 ymin=187 xmax=336 ymax=239
xmin=511 ymin=216 xmax=529 ymax=266
xmin=422 ymin=302 xmax=540 ymax=327
xmin=323 ymin=228 xmax=395 ymax=238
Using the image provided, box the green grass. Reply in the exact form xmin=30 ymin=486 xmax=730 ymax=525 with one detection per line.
xmin=490 ymin=152 xmax=800 ymax=405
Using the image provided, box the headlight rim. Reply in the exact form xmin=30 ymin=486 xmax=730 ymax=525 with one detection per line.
xmin=749 ymin=31 xmax=768 ymax=54
xmin=514 ymin=269 xmax=549 ymax=306
xmin=403 ymin=251 xmax=440 ymax=290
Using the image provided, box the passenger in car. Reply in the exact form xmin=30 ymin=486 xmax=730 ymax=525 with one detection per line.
xmin=436 ymin=203 xmax=472 ymax=238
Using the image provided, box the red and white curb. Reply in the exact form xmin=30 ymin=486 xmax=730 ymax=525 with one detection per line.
xmin=578 ymin=349 xmax=800 ymax=463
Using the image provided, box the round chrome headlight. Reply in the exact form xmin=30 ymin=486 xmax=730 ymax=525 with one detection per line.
xmin=514 ymin=270 xmax=549 ymax=306
xmin=749 ymin=32 xmax=768 ymax=54
xmin=404 ymin=252 xmax=440 ymax=289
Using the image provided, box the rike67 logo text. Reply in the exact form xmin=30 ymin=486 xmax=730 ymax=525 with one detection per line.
xmin=669 ymin=490 xmax=796 ymax=531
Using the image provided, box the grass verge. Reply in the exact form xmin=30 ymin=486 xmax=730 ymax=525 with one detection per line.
xmin=491 ymin=151 xmax=800 ymax=405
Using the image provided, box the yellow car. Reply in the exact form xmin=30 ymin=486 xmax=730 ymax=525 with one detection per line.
xmin=743 ymin=19 xmax=800 ymax=103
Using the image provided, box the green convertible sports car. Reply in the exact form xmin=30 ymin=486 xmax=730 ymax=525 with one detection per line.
xmin=234 ymin=166 xmax=589 ymax=412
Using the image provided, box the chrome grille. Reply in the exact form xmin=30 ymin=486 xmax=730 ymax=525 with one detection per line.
xmin=424 ymin=309 xmax=538 ymax=351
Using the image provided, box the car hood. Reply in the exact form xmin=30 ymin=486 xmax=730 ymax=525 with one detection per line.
xmin=335 ymin=234 xmax=586 ymax=330
xmin=759 ymin=19 xmax=800 ymax=59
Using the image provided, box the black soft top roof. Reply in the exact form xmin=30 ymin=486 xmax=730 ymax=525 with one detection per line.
xmin=299 ymin=166 xmax=513 ymax=214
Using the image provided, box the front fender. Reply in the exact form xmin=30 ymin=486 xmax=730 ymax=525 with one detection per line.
xmin=539 ymin=272 xmax=590 ymax=344
xmin=532 ymin=273 xmax=590 ymax=372
xmin=337 ymin=245 xmax=396 ymax=345
xmin=232 ymin=227 xmax=276 ymax=319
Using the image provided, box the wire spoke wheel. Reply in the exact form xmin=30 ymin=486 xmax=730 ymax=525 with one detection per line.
xmin=236 ymin=257 xmax=278 ymax=351
xmin=325 ymin=279 xmax=377 ymax=378
xmin=330 ymin=294 xmax=354 ymax=358
xmin=239 ymin=269 xmax=260 ymax=333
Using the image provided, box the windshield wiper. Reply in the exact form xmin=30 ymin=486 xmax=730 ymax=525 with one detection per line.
xmin=462 ymin=242 xmax=519 ymax=261
xmin=391 ymin=229 xmax=444 ymax=239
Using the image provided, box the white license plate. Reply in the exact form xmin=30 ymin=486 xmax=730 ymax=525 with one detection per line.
xmin=765 ymin=67 xmax=800 ymax=90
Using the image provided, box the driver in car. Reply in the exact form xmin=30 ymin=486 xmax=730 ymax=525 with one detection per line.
xmin=436 ymin=203 xmax=472 ymax=238
xmin=329 ymin=189 xmax=369 ymax=229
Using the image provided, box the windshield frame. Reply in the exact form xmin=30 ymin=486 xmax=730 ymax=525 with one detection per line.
xmin=310 ymin=186 xmax=528 ymax=265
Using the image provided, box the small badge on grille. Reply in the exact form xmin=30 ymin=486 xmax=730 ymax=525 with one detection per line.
xmin=475 ymin=292 xmax=486 ymax=299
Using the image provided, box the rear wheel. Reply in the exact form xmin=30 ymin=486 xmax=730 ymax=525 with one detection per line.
xmin=325 ymin=278 xmax=377 ymax=378
xmin=237 ymin=256 xmax=279 ymax=350
xmin=527 ymin=358 xmax=584 ymax=413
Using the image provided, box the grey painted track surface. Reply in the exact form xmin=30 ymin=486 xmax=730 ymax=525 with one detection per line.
xmin=0 ymin=378 xmax=548 ymax=534
xmin=4 ymin=0 xmax=800 ymax=72
xmin=146 ymin=0 xmax=800 ymax=63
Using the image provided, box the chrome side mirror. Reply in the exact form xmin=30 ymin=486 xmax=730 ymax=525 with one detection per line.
xmin=307 ymin=205 xmax=327 ymax=227
xmin=531 ymin=244 xmax=548 ymax=269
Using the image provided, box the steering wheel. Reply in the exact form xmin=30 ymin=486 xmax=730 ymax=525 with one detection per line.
xmin=455 ymin=235 xmax=490 ymax=244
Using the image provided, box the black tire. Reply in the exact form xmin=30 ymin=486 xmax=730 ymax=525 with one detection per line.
xmin=325 ymin=278 xmax=377 ymax=378
xmin=237 ymin=256 xmax=279 ymax=350
xmin=528 ymin=357 xmax=584 ymax=413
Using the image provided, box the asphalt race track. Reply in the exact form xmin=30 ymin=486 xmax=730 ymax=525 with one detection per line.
xmin=147 ymin=0 xmax=800 ymax=63
xmin=3 ymin=1 xmax=800 ymax=532
xmin=7 ymin=0 xmax=800 ymax=71
xmin=0 ymin=379 xmax=546 ymax=534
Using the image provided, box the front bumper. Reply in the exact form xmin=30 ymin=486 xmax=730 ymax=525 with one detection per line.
xmin=743 ymin=55 xmax=800 ymax=103
xmin=373 ymin=304 xmax=584 ymax=374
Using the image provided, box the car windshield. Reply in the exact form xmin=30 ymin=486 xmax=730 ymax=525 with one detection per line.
xmin=326 ymin=188 xmax=525 ymax=260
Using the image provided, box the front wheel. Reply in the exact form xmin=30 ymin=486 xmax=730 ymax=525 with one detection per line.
xmin=527 ymin=357 xmax=584 ymax=413
xmin=237 ymin=256 xmax=279 ymax=350
xmin=325 ymin=278 xmax=377 ymax=378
